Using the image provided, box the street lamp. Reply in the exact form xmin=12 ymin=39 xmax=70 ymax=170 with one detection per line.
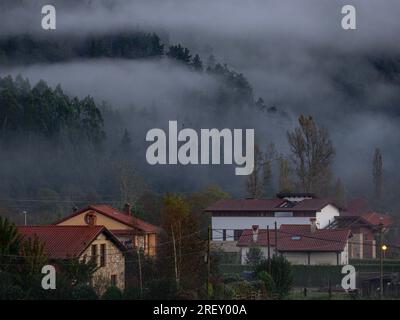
xmin=382 ymin=244 xmax=388 ymax=259
xmin=378 ymin=222 xmax=384 ymax=299
xmin=21 ymin=210 xmax=28 ymax=226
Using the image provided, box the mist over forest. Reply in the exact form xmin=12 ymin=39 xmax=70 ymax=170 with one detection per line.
xmin=1 ymin=0 xmax=400 ymax=223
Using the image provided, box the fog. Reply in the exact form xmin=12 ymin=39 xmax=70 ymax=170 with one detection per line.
xmin=1 ymin=0 xmax=400 ymax=199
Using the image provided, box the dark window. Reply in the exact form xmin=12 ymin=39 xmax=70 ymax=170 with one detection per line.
xmin=223 ymin=229 xmax=227 ymax=241
xmin=111 ymin=275 xmax=117 ymax=286
xmin=91 ymin=244 xmax=97 ymax=265
xmin=274 ymin=211 xmax=293 ymax=217
xmin=100 ymin=244 xmax=106 ymax=267
xmin=234 ymin=230 xmax=243 ymax=241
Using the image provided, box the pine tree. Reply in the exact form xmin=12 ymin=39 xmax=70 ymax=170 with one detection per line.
xmin=373 ymin=148 xmax=383 ymax=199
xmin=167 ymin=45 xmax=192 ymax=64
xmin=191 ymin=54 xmax=203 ymax=71
xmin=119 ymin=129 xmax=132 ymax=156
xmin=333 ymin=178 xmax=346 ymax=207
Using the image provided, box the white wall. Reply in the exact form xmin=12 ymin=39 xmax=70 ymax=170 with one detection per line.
xmin=240 ymin=248 xmax=348 ymax=265
xmin=316 ymin=204 xmax=340 ymax=228
xmin=340 ymin=243 xmax=349 ymax=265
xmin=212 ymin=216 xmax=311 ymax=240
xmin=212 ymin=205 xmax=340 ymax=240
xmin=282 ymin=252 xmax=310 ymax=265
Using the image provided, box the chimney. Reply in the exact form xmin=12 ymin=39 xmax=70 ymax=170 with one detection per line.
xmin=123 ymin=202 xmax=132 ymax=216
xmin=252 ymin=225 xmax=259 ymax=242
xmin=310 ymin=217 xmax=317 ymax=233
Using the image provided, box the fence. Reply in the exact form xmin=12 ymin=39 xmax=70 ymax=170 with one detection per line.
xmin=219 ymin=261 xmax=400 ymax=288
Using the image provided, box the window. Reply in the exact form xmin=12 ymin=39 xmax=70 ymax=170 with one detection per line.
xmin=234 ymin=230 xmax=243 ymax=241
xmin=91 ymin=244 xmax=97 ymax=266
xmin=291 ymin=235 xmax=301 ymax=240
xmin=100 ymin=244 xmax=106 ymax=267
xmin=274 ymin=211 xmax=293 ymax=217
xmin=111 ymin=275 xmax=117 ymax=286
xmin=136 ymin=235 xmax=145 ymax=250
xmin=222 ymin=229 xmax=227 ymax=241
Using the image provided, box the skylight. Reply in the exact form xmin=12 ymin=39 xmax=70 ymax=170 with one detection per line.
xmin=291 ymin=235 xmax=301 ymax=240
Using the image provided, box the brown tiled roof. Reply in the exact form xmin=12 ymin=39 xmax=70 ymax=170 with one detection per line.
xmin=54 ymin=204 xmax=161 ymax=234
xmin=17 ymin=225 xmax=126 ymax=259
xmin=346 ymin=197 xmax=372 ymax=215
xmin=205 ymin=198 xmax=335 ymax=212
xmin=361 ymin=212 xmax=393 ymax=227
xmin=237 ymin=225 xmax=351 ymax=252
xmin=340 ymin=197 xmax=393 ymax=228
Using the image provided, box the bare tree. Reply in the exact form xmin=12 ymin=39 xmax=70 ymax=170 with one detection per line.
xmin=246 ymin=143 xmax=276 ymax=198
xmin=287 ymin=115 xmax=335 ymax=194
xmin=278 ymin=156 xmax=293 ymax=193
xmin=246 ymin=145 xmax=265 ymax=198
xmin=116 ymin=160 xmax=145 ymax=207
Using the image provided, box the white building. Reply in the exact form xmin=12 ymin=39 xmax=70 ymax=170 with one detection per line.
xmin=204 ymin=193 xmax=341 ymax=252
xmin=237 ymin=224 xmax=351 ymax=266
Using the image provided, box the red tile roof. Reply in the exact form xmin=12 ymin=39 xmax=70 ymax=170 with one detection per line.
xmin=237 ymin=225 xmax=351 ymax=252
xmin=17 ymin=225 xmax=125 ymax=259
xmin=346 ymin=197 xmax=372 ymax=215
xmin=361 ymin=212 xmax=393 ymax=227
xmin=205 ymin=198 xmax=335 ymax=212
xmin=54 ymin=204 xmax=161 ymax=234
xmin=340 ymin=198 xmax=393 ymax=228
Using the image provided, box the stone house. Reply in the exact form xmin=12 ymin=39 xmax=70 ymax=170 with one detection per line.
xmin=17 ymin=225 xmax=126 ymax=292
xmin=54 ymin=203 xmax=160 ymax=256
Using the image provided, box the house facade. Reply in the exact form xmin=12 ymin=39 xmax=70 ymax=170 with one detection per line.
xmin=54 ymin=203 xmax=160 ymax=256
xmin=17 ymin=225 xmax=126 ymax=291
xmin=329 ymin=198 xmax=393 ymax=259
xmin=205 ymin=193 xmax=340 ymax=252
xmin=237 ymin=223 xmax=351 ymax=266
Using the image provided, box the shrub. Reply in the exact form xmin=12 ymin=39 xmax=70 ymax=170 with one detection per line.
xmin=223 ymin=273 xmax=242 ymax=284
xmin=246 ymin=246 xmax=264 ymax=268
xmin=144 ymin=278 xmax=177 ymax=300
xmin=71 ymin=284 xmax=98 ymax=300
xmin=123 ymin=286 xmax=142 ymax=300
xmin=257 ymin=271 xmax=275 ymax=293
xmin=0 ymin=285 xmax=25 ymax=300
xmin=229 ymin=281 xmax=253 ymax=298
xmin=270 ymin=256 xmax=293 ymax=298
xmin=255 ymin=255 xmax=293 ymax=299
xmin=102 ymin=286 xmax=123 ymax=300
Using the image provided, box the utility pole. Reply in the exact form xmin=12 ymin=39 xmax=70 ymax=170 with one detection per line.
xmin=267 ymin=225 xmax=271 ymax=273
xmin=379 ymin=222 xmax=384 ymax=300
xmin=137 ymin=247 xmax=143 ymax=297
xmin=22 ymin=210 xmax=27 ymax=225
xmin=206 ymin=225 xmax=211 ymax=297
xmin=171 ymin=225 xmax=179 ymax=290
xmin=274 ymin=221 xmax=278 ymax=256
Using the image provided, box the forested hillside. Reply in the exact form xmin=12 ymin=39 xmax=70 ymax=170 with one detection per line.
xmin=0 ymin=32 xmax=164 ymax=64
xmin=0 ymin=27 xmax=276 ymax=224
xmin=0 ymin=75 xmax=104 ymax=146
